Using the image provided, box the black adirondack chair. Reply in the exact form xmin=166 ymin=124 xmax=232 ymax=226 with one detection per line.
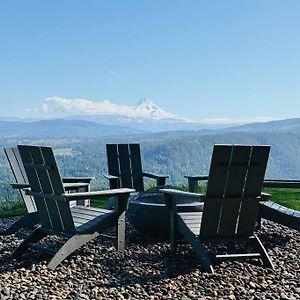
xmin=1 ymin=147 xmax=93 ymax=235
xmin=161 ymin=144 xmax=274 ymax=273
xmin=105 ymin=143 xmax=169 ymax=191
xmin=12 ymin=145 xmax=134 ymax=269
xmin=186 ymin=156 xmax=300 ymax=233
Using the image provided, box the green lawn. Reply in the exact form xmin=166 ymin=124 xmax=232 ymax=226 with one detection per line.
xmin=0 ymin=206 xmax=27 ymax=218
xmin=0 ymin=197 xmax=27 ymax=218
xmin=263 ymin=187 xmax=300 ymax=211
xmin=90 ymin=197 xmax=109 ymax=209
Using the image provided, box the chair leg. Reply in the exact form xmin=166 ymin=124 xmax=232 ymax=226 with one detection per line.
xmin=48 ymin=212 xmax=119 ymax=269
xmin=12 ymin=227 xmax=46 ymax=259
xmin=116 ymin=211 xmax=125 ymax=251
xmin=169 ymin=211 xmax=178 ymax=252
xmin=256 ymin=212 xmax=262 ymax=231
xmin=252 ymin=234 xmax=274 ymax=269
xmin=187 ymin=177 xmax=199 ymax=193
xmin=1 ymin=212 xmax=39 ymax=236
xmin=157 ymin=177 xmax=167 ymax=186
xmin=177 ymin=216 xmax=214 ymax=273
xmin=47 ymin=232 xmax=99 ymax=270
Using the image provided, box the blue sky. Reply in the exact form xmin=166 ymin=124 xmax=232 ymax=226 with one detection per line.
xmin=0 ymin=1 xmax=300 ymax=121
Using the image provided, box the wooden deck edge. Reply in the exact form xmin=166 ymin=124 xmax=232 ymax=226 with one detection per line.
xmin=260 ymin=201 xmax=300 ymax=231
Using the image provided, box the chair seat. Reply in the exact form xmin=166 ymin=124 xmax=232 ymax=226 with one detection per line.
xmin=71 ymin=206 xmax=113 ymax=233
xmin=178 ymin=211 xmax=202 ymax=235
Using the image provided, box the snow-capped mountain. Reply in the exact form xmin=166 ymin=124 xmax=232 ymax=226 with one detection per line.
xmin=133 ymin=99 xmax=187 ymax=121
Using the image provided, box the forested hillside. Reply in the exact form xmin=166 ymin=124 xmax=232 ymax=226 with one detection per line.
xmin=1 ymin=131 xmax=300 ymax=201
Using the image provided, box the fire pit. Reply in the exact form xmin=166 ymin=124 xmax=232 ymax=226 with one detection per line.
xmin=127 ymin=186 xmax=203 ymax=238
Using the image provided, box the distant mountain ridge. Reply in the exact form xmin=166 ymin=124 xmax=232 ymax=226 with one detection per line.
xmin=0 ymin=119 xmax=144 ymax=138
xmin=1 ymin=114 xmax=300 ymax=138
xmin=226 ymin=118 xmax=300 ymax=135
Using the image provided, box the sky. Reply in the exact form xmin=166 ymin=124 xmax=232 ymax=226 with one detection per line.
xmin=0 ymin=1 xmax=300 ymax=122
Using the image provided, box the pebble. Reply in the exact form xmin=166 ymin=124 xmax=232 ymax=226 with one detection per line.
xmin=0 ymin=217 xmax=299 ymax=299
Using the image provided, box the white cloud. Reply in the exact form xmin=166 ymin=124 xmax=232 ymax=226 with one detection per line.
xmin=25 ymin=96 xmax=278 ymax=125
xmin=198 ymin=116 xmax=278 ymax=125
xmin=28 ymin=97 xmax=185 ymax=120
xmin=44 ymin=97 xmax=134 ymax=116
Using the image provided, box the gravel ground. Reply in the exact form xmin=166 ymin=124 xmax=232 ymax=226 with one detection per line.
xmin=0 ymin=217 xmax=299 ymax=300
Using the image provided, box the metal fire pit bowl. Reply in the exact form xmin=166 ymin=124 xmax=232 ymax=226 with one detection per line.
xmin=127 ymin=186 xmax=203 ymax=238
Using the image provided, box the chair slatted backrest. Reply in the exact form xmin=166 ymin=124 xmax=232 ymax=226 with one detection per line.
xmin=106 ymin=144 xmax=144 ymax=191
xmin=4 ymin=147 xmax=36 ymax=213
xmin=18 ymin=145 xmax=75 ymax=234
xmin=200 ymin=144 xmax=270 ymax=238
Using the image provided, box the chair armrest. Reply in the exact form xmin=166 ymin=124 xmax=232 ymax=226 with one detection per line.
xmin=25 ymin=188 xmax=134 ymax=201
xmin=142 ymin=172 xmax=169 ymax=186
xmin=142 ymin=172 xmax=169 ymax=179
xmin=10 ymin=183 xmax=30 ymax=189
xmin=160 ymin=188 xmax=204 ymax=212
xmin=260 ymin=192 xmax=272 ymax=202
xmin=12 ymin=182 xmax=91 ymax=191
xmin=62 ymin=177 xmax=94 ymax=184
xmin=184 ymin=175 xmax=209 ymax=180
xmin=63 ymin=188 xmax=135 ymax=201
xmin=263 ymin=179 xmax=300 ymax=188
xmin=160 ymin=188 xmax=204 ymax=199
xmin=66 ymin=188 xmax=135 ymax=214
xmin=264 ymin=178 xmax=300 ymax=182
xmin=104 ymin=174 xmax=120 ymax=189
xmin=104 ymin=174 xmax=120 ymax=180
xmin=184 ymin=175 xmax=208 ymax=192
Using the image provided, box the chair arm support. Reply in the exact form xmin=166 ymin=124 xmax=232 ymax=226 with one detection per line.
xmin=184 ymin=175 xmax=209 ymax=192
xmin=142 ymin=172 xmax=169 ymax=186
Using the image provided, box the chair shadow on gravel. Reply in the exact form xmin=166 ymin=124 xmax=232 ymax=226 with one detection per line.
xmin=258 ymin=232 xmax=291 ymax=248
xmin=125 ymin=229 xmax=277 ymax=274
xmin=0 ymin=239 xmax=53 ymax=273
xmin=97 ymin=250 xmax=206 ymax=289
